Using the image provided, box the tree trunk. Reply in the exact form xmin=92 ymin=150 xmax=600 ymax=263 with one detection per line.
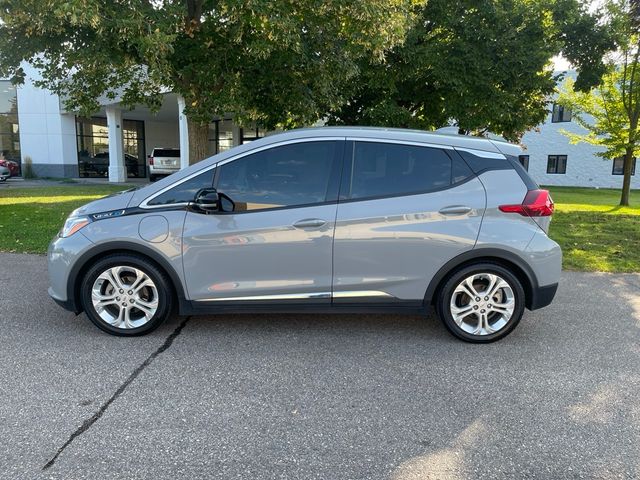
xmin=187 ymin=118 xmax=209 ymax=165
xmin=620 ymin=146 xmax=634 ymax=206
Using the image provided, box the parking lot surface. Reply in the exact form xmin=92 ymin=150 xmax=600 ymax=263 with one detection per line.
xmin=1 ymin=253 xmax=639 ymax=479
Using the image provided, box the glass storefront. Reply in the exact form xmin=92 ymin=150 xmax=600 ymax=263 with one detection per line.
xmin=76 ymin=117 xmax=146 ymax=178
xmin=0 ymin=81 xmax=21 ymax=175
xmin=210 ymin=119 xmax=266 ymax=155
xmin=240 ymin=124 xmax=267 ymax=144
xmin=210 ymin=119 xmax=234 ymax=155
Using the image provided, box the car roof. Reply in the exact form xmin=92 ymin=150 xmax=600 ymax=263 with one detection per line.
xmin=261 ymin=126 xmax=506 ymax=153
xmin=129 ymin=126 xmax=520 ymax=207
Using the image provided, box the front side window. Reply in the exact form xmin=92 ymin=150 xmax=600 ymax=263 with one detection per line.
xmin=147 ymin=169 xmax=214 ymax=206
xmin=551 ymin=104 xmax=572 ymax=123
xmin=612 ymin=157 xmax=636 ymax=175
xmin=216 ymin=141 xmax=340 ymax=212
xmin=346 ymin=142 xmax=463 ymax=200
xmin=547 ymin=155 xmax=567 ymax=174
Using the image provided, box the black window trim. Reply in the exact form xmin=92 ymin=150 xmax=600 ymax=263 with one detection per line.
xmin=551 ymin=104 xmax=572 ymax=123
xmin=612 ymin=156 xmax=637 ymax=176
xmin=547 ymin=154 xmax=568 ymax=174
xmin=337 ymin=139 xmax=476 ymax=204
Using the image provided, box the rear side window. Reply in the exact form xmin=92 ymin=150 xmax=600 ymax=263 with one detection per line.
xmin=147 ymin=169 xmax=214 ymax=206
xmin=345 ymin=142 xmax=470 ymax=200
xmin=153 ymin=149 xmax=180 ymax=157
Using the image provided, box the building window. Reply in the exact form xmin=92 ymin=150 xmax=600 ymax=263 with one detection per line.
xmin=518 ymin=155 xmax=530 ymax=171
xmin=210 ymin=119 xmax=234 ymax=155
xmin=551 ymin=104 xmax=572 ymax=123
xmin=547 ymin=155 xmax=567 ymax=174
xmin=240 ymin=123 xmax=266 ymax=144
xmin=76 ymin=117 xmax=146 ymax=178
xmin=612 ymin=156 xmax=637 ymax=175
xmin=0 ymin=81 xmax=21 ymax=175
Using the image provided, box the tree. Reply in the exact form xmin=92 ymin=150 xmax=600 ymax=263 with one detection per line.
xmin=558 ymin=0 xmax=639 ymax=206
xmin=0 ymin=0 xmax=419 ymax=164
xmin=327 ymin=0 xmax=614 ymax=142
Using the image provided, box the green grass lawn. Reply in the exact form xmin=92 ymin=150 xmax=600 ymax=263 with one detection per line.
xmin=547 ymin=186 xmax=639 ymax=272
xmin=0 ymin=185 xmax=130 ymax=253
xmin=0 ymin=184 xmax=638 ymax=272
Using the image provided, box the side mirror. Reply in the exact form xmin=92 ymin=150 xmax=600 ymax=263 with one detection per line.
xmin=193 ymin=188 xmax=220 ymax=213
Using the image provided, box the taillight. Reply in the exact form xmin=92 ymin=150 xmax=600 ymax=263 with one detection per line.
xmin=499 ymin=189 xmax=554 ymax=217
xmin=148 ymin=156 xmax=154 ymax=166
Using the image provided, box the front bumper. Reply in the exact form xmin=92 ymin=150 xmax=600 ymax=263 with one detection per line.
xmin=48 ymin=287 xmax=80 ymax=313
xmin=47 ymin=231 xmax=94 ymax=314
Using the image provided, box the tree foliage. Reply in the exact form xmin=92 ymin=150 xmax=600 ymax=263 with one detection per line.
xmin=0 ymin=0 xmax=418 ymax=162
xmin=558 ymin=0 xmax=640 ymax=206
xmin=327 ymin=0 xmax=614 ymax=142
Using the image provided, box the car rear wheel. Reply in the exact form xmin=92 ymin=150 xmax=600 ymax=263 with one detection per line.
xmin=80 ymin=254 xmax=173 ymax=336
xmin=436 ymin=263 xmax=525 ymax=343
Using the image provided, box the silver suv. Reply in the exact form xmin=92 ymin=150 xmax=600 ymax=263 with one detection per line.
xmin=48 ymin=128 xmax=561 ymax=342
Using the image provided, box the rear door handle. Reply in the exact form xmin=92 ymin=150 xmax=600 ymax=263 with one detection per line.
xmin=439 ymin=205 xmax=473 ymax=215
xmin=293 ymin=218 xmax=327 ymax=229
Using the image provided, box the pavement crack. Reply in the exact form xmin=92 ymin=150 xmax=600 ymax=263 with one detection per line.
xmin=42 ymin=316 xmax=191 ymax=470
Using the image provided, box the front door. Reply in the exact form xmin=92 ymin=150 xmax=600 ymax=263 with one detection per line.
xmin=182 ymin=139 xmax=344 ymax=303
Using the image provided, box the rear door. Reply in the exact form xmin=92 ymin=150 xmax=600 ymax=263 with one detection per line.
xmin=332 ymin=140 xmax=486 ymax=303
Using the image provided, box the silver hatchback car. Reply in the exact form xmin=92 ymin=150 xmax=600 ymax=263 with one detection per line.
xmin=48 ymin=127 xmax=561 ymax=342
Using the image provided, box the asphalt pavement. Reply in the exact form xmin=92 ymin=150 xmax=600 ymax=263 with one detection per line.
xmin=1 ymin=253 xmax=639 ymax=479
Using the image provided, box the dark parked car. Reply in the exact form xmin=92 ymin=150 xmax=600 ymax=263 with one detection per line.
xmin=0 ymin=159 xmax=20 ymax=176
xmin=80 ymin=153 xmax=140 ymax=177
xmin=0 ymin=164 xmax=9 ymax=181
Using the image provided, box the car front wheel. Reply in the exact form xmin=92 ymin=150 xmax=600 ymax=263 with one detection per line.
xmin=80 ymin=254 xmax=173 ymax=336
xmin=436 ymin=263 xmax=525 ymax=343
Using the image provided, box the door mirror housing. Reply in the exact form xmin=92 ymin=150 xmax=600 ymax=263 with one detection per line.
xmin=193 ymin=188 xmax=220 ymax=213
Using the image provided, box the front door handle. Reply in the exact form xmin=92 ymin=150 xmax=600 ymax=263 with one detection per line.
xmin=293 ymin=218 xmax=327 ymax=229
xmin=439 ymin=205 xmax=473 ymax=215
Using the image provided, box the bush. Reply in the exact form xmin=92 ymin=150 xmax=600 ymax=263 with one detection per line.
xmin=22 ymin=156 xmax=36 ymax=179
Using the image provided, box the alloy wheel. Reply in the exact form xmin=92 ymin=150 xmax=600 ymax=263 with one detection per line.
xmin=91 ymin=266 xmax=159 ymax=329
xmin=449 ymin=273 xmax=515 ymax=336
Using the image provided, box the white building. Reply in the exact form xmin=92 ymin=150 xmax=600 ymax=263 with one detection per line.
xmin=4 ymin=65 xmax=265 ymax=182
xmin=521 ymin=71 xmax=638 ymax=189
xmin=3 ymin=67 xmax=638 ymax=188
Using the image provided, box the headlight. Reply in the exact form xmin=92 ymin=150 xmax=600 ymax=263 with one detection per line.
xmin=60 ymin=215 xmax=91 ymax=238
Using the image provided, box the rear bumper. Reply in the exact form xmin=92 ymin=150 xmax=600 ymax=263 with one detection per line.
xmin=528 ymin=282 xmax=558 ymax=310
xmin=149 ymin=167 xmax=179 ymax=175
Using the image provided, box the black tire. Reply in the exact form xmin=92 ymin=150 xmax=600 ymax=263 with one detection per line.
xmin=149 ymin=174 xmax=157 ymax=182
xmin=80 ymin=253 xmax=174 ymax=336
xmin=436 ymin=262 xmax=526 ymax=343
